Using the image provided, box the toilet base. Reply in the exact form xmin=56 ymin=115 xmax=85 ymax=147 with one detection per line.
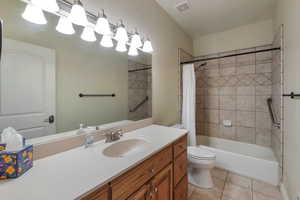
xmin=188 ymin=167 xmax=214 ymax=189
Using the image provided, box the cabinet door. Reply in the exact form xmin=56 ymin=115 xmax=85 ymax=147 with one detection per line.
xmin=174 ymin=151 xmax=187 ymax=186
xmin=174 ymin=175 xmax=188 ymax=200
xmin=127 ymin=184 xmax=150 ymax=200
xmin=150 ymin=164 xmax=173 ymax=200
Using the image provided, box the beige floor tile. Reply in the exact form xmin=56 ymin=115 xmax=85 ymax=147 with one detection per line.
xmin=189 ymin=187 xmax=221 ymax=200
xmin=252 ymin=180 xmax=281 ymax=198
xmin=223 ymin=183 xmax=252 ymax=200
xmin=221 ymin=196 xmax=234 ymax=200
xmin=253 ymin=191 xmax=282 ymax=200
xmin=188 ymin=184 xmax=196 ymax=198
xmin=213 ymin=177 xmax=226 ymax=193
xmin=227 ymin=172 xmax=252 ymax=189
xmin=211 ymin=167 xmax=228 ymax=180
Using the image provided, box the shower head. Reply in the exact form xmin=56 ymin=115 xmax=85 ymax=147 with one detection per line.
xmin=200 ymin=62 xmax=207 ymax=67
xmin=195 ymin=62 xmax=207 ymax=71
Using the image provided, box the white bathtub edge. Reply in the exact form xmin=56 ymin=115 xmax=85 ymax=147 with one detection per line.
xmin=197 ymin=136 xmax=279 ymax=185
xmin=280 ymin=183 xmax=290 ymax=200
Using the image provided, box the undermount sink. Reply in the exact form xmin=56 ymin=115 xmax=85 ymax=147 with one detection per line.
xmin=102 ymin=139 xmax=149 ymax=158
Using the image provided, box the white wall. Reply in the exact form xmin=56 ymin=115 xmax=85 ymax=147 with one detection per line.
xmin=193 ymin=19 xmax=274 ymax=56
xmin=274 ymin=0 xmax=300 ymax=199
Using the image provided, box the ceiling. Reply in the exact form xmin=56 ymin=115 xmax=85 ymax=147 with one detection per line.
xmin=156 ymin=0 xmax=276 ymax=38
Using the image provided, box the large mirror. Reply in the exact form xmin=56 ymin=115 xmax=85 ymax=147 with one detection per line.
xmin=0 ymin=0 xmax=152 ymax=143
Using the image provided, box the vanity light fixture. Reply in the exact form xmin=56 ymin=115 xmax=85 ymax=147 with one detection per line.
xmin=32 ymin=0 xmax=59 ymax=13
xmin=81 ymin=26 xmax=97 ymax=42
xmin=95 ymin=10 xmax=112 ymax=35
xmin=68 ymin=0 xmax=88 ymax=26
xmin=128 ymin=45 xmax=139 ymax=56
xmin=21 ymin=0 xmax=154 ymax=53
xmin=100 ymin=35 xmax=113 ymax=48
xmin=116 ymin=41 xmax=127 ymax=52
xmin=131 ymin=31 xmax=143 ymax=48
xmin=142 ymin=39 xmax=154 ymax=53
xmin=115 ymin=21 xmax=129 ymax=43
xmin=22 ymin=3 xmax=47 ymax=25
xmin=56 ymin=16 xmax=75 ymax=35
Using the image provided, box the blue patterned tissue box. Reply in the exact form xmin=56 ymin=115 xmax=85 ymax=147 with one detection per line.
xmin=0 ymin=145 xmax=33 ymax=179
xmin=0 ymin=144 xmax=6 ymax=151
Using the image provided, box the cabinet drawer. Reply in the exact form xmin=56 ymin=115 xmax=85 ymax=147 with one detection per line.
xmin=174 ymin=175 xmax=188 ymax=200
xmin=111 ymin=146 xmax=172 ymax=200
xmin=80 ymin=185 xmax=109 ymax=200
xmin=173 ymin=151 xmax=187 ymax=186
xmin=173 ymin=135 xmax=187 ymax=158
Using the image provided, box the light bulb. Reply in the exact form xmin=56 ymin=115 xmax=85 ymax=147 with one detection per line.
xmin=95 ymin=12 xmax=111 ymax=35
xmin=68 ymin=0 xmax=88 ymax=26
xmin=100 ymin=35 xmax=113 ymax=48
xmin=115 ymin=23 xmax=128 ymax=43
xmin=56 ymin=16 xmax=75 ymax=35
xmin=128 ymin=45 xmax=139 ymax=56
xmin=116 ymin=41 xmax=127 ymax=52
xmin=32 ymin=0 xmax=59 ymax=13
xmin=81 ymin=26 xmax=97 ymax=42
xmin=142 ymin=39 xmax=153 ymax=53
xmin=22 ymin=3 xmax=47 ymax=25
xmin=131 ymin=33 xmax=142 ymax=48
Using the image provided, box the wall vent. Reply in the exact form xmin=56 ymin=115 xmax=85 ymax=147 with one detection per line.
xmin=175 ymin=1 xmax=190 ymax=13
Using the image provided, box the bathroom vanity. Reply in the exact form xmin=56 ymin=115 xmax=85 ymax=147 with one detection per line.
xmin=82 ymin=134 xmax=187 ymax=200
xmin=0 ymin=125 xmax=188 ymax=200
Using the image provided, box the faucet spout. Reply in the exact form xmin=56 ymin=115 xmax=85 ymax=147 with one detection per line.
xmin=105 ymin=129 xmax=123 ymax=143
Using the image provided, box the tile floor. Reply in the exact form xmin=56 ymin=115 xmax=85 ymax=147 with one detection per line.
xmin=188 ymin=168 xmax=282 ymax=200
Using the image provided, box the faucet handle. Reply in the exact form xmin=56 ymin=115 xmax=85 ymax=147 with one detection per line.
xmin=115 ymin=129 xmax=123 ymax=137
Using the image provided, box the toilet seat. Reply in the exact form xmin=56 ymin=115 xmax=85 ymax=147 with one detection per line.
xmin=188 ymin=146 xmax=216 ymax=160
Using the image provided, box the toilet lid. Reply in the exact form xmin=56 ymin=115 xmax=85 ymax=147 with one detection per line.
xmin=188 ymin=146 xmax=216 ymax=160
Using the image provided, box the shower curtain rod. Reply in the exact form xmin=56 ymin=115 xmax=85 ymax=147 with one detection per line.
xmin=180 ymin=47 xmax=281 ymax=65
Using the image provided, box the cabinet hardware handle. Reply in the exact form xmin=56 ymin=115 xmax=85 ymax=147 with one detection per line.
xmin=154 ymin=187 xmax=158 ymax=193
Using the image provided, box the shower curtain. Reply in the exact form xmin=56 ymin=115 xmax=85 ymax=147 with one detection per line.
xmin=182 ymin=64 xmax=197 ymax=146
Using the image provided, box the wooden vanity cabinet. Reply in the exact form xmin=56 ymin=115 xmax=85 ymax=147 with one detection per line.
xmin=150 ymin=164 xmax=173 ymax=200
xmin=80 ymin=184 xmax=109 ymax=200
xmin=80 ymin=135 xmax=188 ymax=200
xmin=127 ymin=184 xmax=151 ymax=200
xmin=173 ymin=136 xmax=188 ymax=200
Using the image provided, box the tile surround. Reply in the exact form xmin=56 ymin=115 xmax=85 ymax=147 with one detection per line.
xmin=188 ymin=168 xmax=282 ymax=200
xmin=195 ymin=45 xmax=273 ymax=147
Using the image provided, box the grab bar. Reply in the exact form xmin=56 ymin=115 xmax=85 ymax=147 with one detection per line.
xmin=79 ymin=93 xmax=115 ymax=97
xmin=130 ymin=96 xmax=149 ymax=113
xmin=267 ymin=98 xmax=280 ymax=128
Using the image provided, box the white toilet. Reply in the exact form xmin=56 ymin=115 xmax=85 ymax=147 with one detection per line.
xmin=188 ymin=146 xmax=216 ymax=188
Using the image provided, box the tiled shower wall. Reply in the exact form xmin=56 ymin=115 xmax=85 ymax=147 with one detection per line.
xmin=195 ymin=46 xmax=273 ymax=147
xmin=271 ymin=26 xmax=284 ymax=180
xmin=128 ymin=60 xmax=152 ymax=121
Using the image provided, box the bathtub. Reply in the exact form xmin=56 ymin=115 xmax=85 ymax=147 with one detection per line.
xmin=197 ymin=135 xmax=279 ymax=185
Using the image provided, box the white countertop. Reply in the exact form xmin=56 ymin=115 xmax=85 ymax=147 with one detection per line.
xmin=0 ymin=125 xmax=187 ymax=200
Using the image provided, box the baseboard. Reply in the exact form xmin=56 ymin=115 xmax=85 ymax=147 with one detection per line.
xmin=280 ymin=183 xmax=290 ymax=200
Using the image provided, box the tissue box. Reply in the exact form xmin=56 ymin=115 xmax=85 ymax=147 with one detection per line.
xmin=0 ymin=144 xmax=6 ymax=151
xmin=0 ymin=145 xmax=33 ymax=179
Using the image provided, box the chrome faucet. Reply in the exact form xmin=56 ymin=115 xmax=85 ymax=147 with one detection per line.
xmin=105 ymin=129 xmax=123 ymax=143
xmin=83 ymin=129 xmax=123 ymax=148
